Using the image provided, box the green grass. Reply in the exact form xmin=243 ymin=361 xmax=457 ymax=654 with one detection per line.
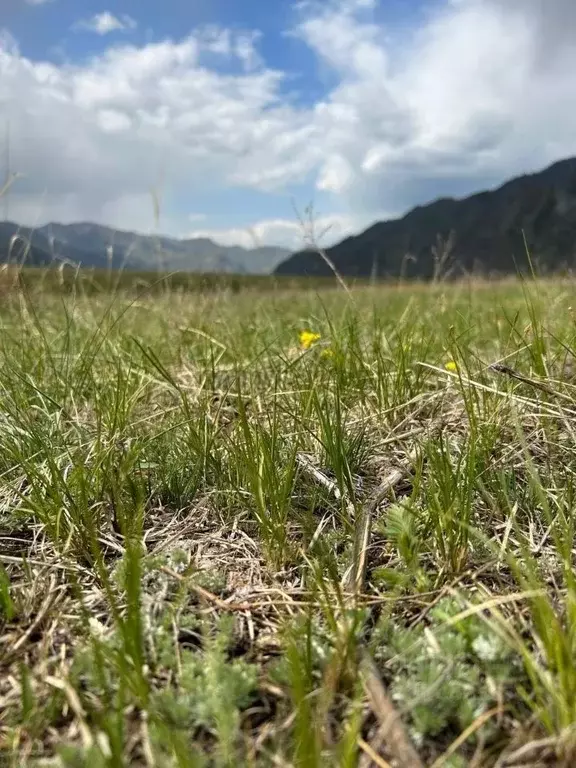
xmin=0 ymin=264 xmax=347 ymax=296
xmin=2 ymin=271 xmax=576 ymax=766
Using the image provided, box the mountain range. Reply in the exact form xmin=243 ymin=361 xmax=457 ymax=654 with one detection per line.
xmin=275 ymin=157 xmax=576 ymax=279
xmin=4 ymin=157 xmax=576 ymax=279
xmin=0 ymin=221 xmax=289 ymax=275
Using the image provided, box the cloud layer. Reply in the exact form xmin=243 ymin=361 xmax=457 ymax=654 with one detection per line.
xmin=188 ymin=212 xmax=375 ymax=251
xmin=73 ymin=12 xmax=137 ymax=35
xmin=3 ymin=0 xmax=576 ymax=247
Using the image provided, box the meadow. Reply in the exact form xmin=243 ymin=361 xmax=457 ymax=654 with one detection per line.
xmin=1 ymin=269 xmax=576 ymax=767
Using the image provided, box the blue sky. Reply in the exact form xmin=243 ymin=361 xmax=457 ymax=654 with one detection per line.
xmin=2 ymin=0 xmax=576 ymax=249
xmin=7 ymin=0 xmax=432 ymax=73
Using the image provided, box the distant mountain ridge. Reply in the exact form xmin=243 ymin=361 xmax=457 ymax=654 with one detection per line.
xmin=275 ymin=157 xmax=576 ymax=279
xmin=0 ymin=221 xmax=289 ymax=275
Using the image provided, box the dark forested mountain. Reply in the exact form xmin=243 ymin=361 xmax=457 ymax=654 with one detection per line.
xmin=275 ymin=157 xmax=576 ymax=279
xmin=0 ymin=221 xmax=289 ymax=274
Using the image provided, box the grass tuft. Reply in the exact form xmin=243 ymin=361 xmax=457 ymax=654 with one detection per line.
xmin=2 ymin=274 xmax=576 ymax=765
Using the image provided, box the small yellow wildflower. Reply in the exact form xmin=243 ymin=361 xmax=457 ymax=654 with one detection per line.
xmin=321 ymin=347 xmax=334 ymax=359
xmin=445 ymin=360 xmax=458 ymax=373
xmin=299 ymin=330 xmax=321 ymax=350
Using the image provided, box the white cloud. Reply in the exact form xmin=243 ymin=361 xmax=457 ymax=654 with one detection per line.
xmin=0 ymin=29 xmax=18 ymax=54
xmin=187 ymin=212 xmax=379 ymax=250
xmin=233 ymin=32 xmax=262 ymax=71
xmin=0 ymin=29 xmax=312 ymax=233
xmin=5 ymin=0 xmax=576 ymax=244
xmin=24 ymin=0 xmax=54 ymax=5
xmin=97 ymin=109 xmax=132 ymax=133
xmin=294 ymin=0 xmax=576 ymax=214
xmin=74 ymin=12 xmax=137 ymax=35
xmin=196 ymin=26 xmax=262 ymax=71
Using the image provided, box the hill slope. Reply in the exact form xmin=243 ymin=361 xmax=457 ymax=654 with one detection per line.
xmin=0 ymin=222 xmax=289 ymax=274
xmin=275 ymin=157 xmax=576 ymax=279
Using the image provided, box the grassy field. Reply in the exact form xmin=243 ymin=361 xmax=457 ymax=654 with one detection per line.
xmin=1 ymin=273 xmax=576 ymax=767
xmin=0 ymin=264 xmax=342 ymax=296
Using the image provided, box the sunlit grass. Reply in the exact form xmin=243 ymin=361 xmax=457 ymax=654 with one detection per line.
xmin=2 ymin=273 xmax=576 ymax=765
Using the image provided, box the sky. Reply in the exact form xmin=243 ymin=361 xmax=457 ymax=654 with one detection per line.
xmin=2 ymin=0 xmax=576 ymax=250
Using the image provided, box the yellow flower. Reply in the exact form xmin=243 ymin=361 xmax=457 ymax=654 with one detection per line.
xmin=299 ymin=330 xmax=321 ymax=350
xmin=321 ymin=347 xmax=334 ymax=358
xmin=445 ymin=360 xmax=458 ymax=372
